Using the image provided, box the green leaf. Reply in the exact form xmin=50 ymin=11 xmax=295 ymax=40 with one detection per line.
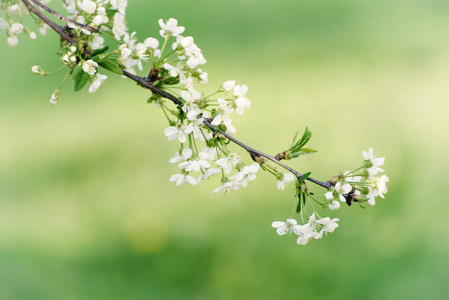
xmin=296 ymin=193 xmax=303 ymax=213
xmin=288 ymin=129 xmax=300 ymax=148
xmin=290 ymin=127 xmax=312 ymax=152
xmin=92 ymin=53 xmax=112 ymax=63
xmin=98 ymin=59 xmax=123 ymax=75
xmin=73 ymin=67 xmax=90 ymax=92
xmin=163 ymin=76 xmax=180 ymax=85
xmin=91 ymin=46 xmax=109 ymax=57
xmin=297 ymin=172 xmax=311 ymax=184
xmin=291 ymin=148 xmax=317 ymax=158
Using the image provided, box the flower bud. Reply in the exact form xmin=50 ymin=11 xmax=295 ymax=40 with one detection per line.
xmin=7 ymin=36 xmax=18 ymax=47
xmin=31 ymin=65 xmax=47 ymax=76
xmin=49 ymin=89 xmax=61 ymax=105
xmin=8 ymin=23 xmax=23 ymax=35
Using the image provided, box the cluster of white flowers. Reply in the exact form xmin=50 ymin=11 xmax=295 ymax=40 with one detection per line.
xmin=0 ymin=1 xmax=35 ymax=47
xmin=272 ymin=214 xmax=340 ymax=245
xmin=324 ymin=148 xmax=389 ymax=208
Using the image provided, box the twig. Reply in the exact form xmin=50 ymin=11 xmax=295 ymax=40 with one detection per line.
xmin=121 ymin=70 xmax=183 ymax=106
xmin=29 ymin=0 xmax=100 ymax=33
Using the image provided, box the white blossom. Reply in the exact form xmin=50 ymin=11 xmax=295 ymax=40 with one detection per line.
xmin=335 ymin=182 xmax=352 ymax=202
xmin=159 ymin=18 xmax=185 ymax=38
xmin=272 ymin=219 xmax=301 ymax=236
xmin=277 ymin=173 xmax=295 ymax=191
xmin=198 ymin=168 xmax=221 ymax=182
xmin=90 ymin=35 xmax=104 ymax=50
xmin=164 ymin=63 xmax=183 ymax=77
xmin=88 ymin=74 xmax=107 ymax=93
xmin=112 ymin=12 xmax=127 ymax=40
xmin=169 ymin=173 xmax=197 ymax=186
xmin=179 ymin=152 xmax=211 ymax=172
xmin=229 ymin=163 xmax=260 ymax=187
xmin=235 ymin=97 xmax=251 ymax=115
xmin=362 ymin=148 xmax=385 ymax=177
xmin=92 ymin=7 xmax=109 ymax=26
xmin=77 ymin=0 xmax=96 ymax=14
xmin=164 ymin=122 xmax=192 ymax=143
xmin=233 ymin=84 xmax=248 ymax=97
xmin=215 ymin=153 xmax=241 ymax=174
xmin=39 ymin=24 xmax=51 ymax=36
xmin=317 ymin=217 xmax=340 ymax=234
xmin=110 ymin=0 xmax=128 ymax=15
xmin=328 ymin=200 xmax=340 ymax=210
xmin=366 ymin=175 xmax=389 ymax=205
xmin=144 ymin=37 xmax=159 ymax=49
xmin=0 ymin=18 xmax=9 ymax=30
xmin=212 ymin=181 xmax=241 ymax=195
xmin=201 ymin=146 xmax=217 ymax=161
xmin=169 ymin=148 xmax=193 ymax=164
xmin=211 ymin=98 xmax=235 ymax=133
xmin=8 ymin=23 xmax=24 ymax=36
xmin=67 ymin=16 xmax=91 ymax=35
xmin=7 ymin=36 xmax=18 ymax=47
xmin=222 ymin=80 xmax=235 ymax=92
xmin=82 ymin=60 xmax=98 ymax=75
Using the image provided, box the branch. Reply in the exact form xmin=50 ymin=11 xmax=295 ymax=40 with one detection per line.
xmin=29 ymin=0 xmax=100 ymax=33
xmin=25 ymin=0 xmax=332 ymax=190
xmin=122 ymin=70 xmax=183 ymax=106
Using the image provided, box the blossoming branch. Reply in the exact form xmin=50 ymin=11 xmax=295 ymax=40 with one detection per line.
xmin=0 ymin=0 xmax=390 ymax=246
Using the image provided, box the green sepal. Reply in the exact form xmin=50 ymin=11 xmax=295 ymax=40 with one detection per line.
xmin=98 ymin=59 xmax=123 ymax=75
xmin=297 ymin=172 xmax=311 ymax=184
xmin=296 ymin=192 xmax=303 ymax=213
xmin=163 ymin=76 xmax=180 ymax=85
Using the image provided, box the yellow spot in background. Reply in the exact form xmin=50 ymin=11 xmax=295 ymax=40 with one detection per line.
xmin=124 ymin=215 xmax=169 ymax=254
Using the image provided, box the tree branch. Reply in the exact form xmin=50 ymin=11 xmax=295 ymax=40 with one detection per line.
xmin=24 ymin=0 xmax=332 ymax=190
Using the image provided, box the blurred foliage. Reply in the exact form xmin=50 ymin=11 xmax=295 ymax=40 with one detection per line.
xmin=1 ymin=0 xmax=449 ymax=299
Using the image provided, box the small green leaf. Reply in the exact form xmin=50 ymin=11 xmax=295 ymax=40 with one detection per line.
xmin=288 ymin=129 xmax=300 ymax=148
xmin=98 ymin=59 xmax=123 ymax=75
xmin=297 ymin=172 xmax=311 ymax=184
xmin=92 ymin=53 xmax=111 ymax=62
xmin=296 ymin=193 xmax=302 ymax=213
xmin=73 ymin=68 xmax=90 ymax=92
xmin=163 ymin=76 xmax=180 ymax=85
xmin=291 ymin=148 xmax=317 ymax=158
xmin=91 ymin=46 xmax=109 ymax=57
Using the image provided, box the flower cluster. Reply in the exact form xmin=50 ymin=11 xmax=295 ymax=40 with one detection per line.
xmin=324 ymin=148 xmax=389 ymax=208
xmin=1 ymin=1 xmax=34 ymax=47
xmin=271 ymin=147 xmax=388 ymax=245
xmin=272 ymin=214 xmax=340 ymax=245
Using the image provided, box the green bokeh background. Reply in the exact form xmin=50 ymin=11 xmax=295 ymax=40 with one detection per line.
xmin=1 ymin=0 xmax=449 ymax=299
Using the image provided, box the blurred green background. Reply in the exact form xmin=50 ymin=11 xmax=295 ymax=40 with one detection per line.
xmin=1 ymin=0 xmax=449 ymax=299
